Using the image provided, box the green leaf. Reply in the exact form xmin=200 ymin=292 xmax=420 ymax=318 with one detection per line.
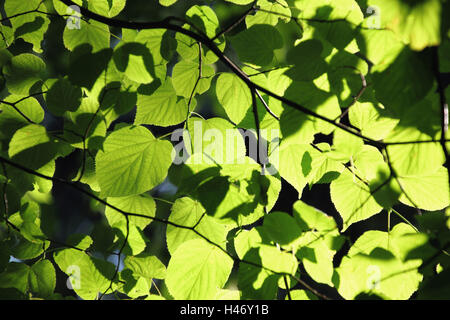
xmin=293 ymin=200 xmax=337 ymax=232
xmin=159 ymin=0 xmax=177 ymax=6
xmin=45 ymin=78 xmax=82 ymax=116
xmin=177 ymin=5 xmax=226 ymax=64
xmin=214 ymin=289 xmax=241 ymax=300
xmin=105 ymin=194 xmax=156 ymax=230
xmin=234 ymin=228 xmax=268 ymax=259
xmin=366 ymin=0 xmax=441 ymax=51
xmin=277 ymin=143 xmax=310 ymax=196
xmin=261 ymin=211 xmax=303 ymax=247
xmin=230 ymin=24 xmax=283 ymax=67
xmin=96 ymin=125 xmax=173 ymax=197
xmin=135 ymin=29 xmax=175 ymax=68
xmin=197 ymin=159 xmax=277 ymax=226
xmin=0 ymin=95 xmax=44 ymax=138
xmin=66 ymin=234 xmax=93 ymax=251
xmin=372 ymin=49 xmax=433 ymax=112
xmin=386 ymin=127 xmax=444 ymax=176
xmin=356 ymin=28 xmax=404 ymax=67
xmin=238 ymin=245 xmax=298 ymax=299
xmin=216 ymin=73 xmax=252 ymax=125
xmin=166 ymin=239 xmax=233 ymax=299
xmin=7 ymin=231 xmax=49 ymax=261
xmin=4 ymin=0 xmax=42 ymax=28
xmin=330 ymin=170 xmax=383 ymax=231
xmin=331 ymin=128 xmax=364 ymax=162
xmin=304 ymin=143 xmax=344 ymax=185
xmin=0 ymin=25 xmax=14 ymax=49
xmin=175 ymin=32 xmax=224 ymax=66
xmin=166 ymin=197 xmax=228 ymax=254
xmin=348 ymin=102 xmax=399 ymax=141
xmin=283 ymin=81 xmax=341 ymax=135
xmin=397 ymin=167 xmax=450 ymax=211
xmin=0 ymin=263 xmax=30 ymax=294
xmin=68 ymin=45 xmax=113 ymax=90
xmin=294 ymin=0 xmax=363 ymax=50
xmin=135 ymin=79 xmax=188 ymax=126
xmin=246 ymin=0 xmax=291 ymax=27
xmin=52 ymin=0 xmax=83 ymax=15
xmin=88 ymin=0 xmax=127 ymax=18
xmin=29 ymin=260 xmax=56 ymax=298
xmin=185 ymin=5 xmax=221 ymax=39
xmin=287 ymin=289 xmax=318 ymax=300
xmin=225 ymin=0 xmax=253 ymax=4
xmin=63 ymin=20 xmax=110 ymax=53
xmin=63 ymin=101 xmax=107 ymax=151
xmin=99 ymin=85 xmax=138 ymax=127
xmin=3 ymin=53 xmax=45 ymax=95
xmin=297 ymin=232 xmax=336 ymax=286
xmin=8 ymin=124 xmax=65 ymax=170
xmin=336 ymin=224 xmax=427 ymax=300
xmin=353 ymin=145 xmax=386 ymax=182
xmin=124 ymin=253 xmax=166 ymax=280
xmin=336 ymin=247 xmax=422 ymax=299
xmin=171 ymin=60 xmax=214 ymax=98
xmin=9 ymin=124 xmax=50 ymax=158
xmin=347 ymin=223 xmax=431 ymax=262
xmin=104 ymin=195 xmax=155 ymax=255
xmin=113 ymin=42 xmax=155 ymax=84
xmin=54 ymin=248 xmax=115 ymax=300
xmin=279 ymin=108 xmax=315 ymax=147
xmin=285 ymin=40 xmax=327 ymax=81
xmin=0 ymin=260 xmax=55 ymax=298
xmin=4 ymin=0 xmax=50 ymax=52
xmin=185 ymin=117 xmax=246 ymax=165
xmin=119 ymin=272 xmax=150 ymax=298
